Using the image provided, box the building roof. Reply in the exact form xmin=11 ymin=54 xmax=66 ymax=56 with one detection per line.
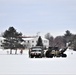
xmin=0 ymin=36 xmax=48 ymax=41
xmin=23 ymin=38 xmax=35 ymax=40
xmin=23 ymin=36 xmax=48 ymax=41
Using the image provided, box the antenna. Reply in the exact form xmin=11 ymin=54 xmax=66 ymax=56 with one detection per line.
xmin=37 ymin=32 xmax=40 ymax=37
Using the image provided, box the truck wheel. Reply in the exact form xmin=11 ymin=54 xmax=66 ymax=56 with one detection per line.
xmin=49 ymin=54 xmax=53 ymax=58
xmin=45 ymin=51 xmax=53 ymax=58
xmin=45 ymin=51 xmax=50 ymax=58
xmin=62 ymin=54 xmax=67 ymax=57
xmin=39 ymin=56 xmax=42 ymax=58
xmin=30 ymin=55 xmax=34 ymax=58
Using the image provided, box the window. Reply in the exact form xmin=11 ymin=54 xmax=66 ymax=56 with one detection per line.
xmin=44 ymin=40 xmax=47 ymax=43
xmin=32 ymin=41 xmax=34 ymax=43
xmin=0 ymin=40 xmax=2 ymax=43
xmin=32 ymin=45 xmax=34 ymax=47
xmin=24 ymin=41 xmax=26 ymax=42
xmin=28 ymin=41 xmax=29 ymax=43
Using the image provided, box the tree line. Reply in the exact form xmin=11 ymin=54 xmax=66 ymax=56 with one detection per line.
xmin=1 ymin=26 xmax=76 ymax=55
xmin=45 ymin=30 xmax=76 ymax=51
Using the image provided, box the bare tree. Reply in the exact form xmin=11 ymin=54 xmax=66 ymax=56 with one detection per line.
xmin=54 ymin=36 xmax=66 ymax=49
xmin=45 ymin=33 xmax=51 ymax=40
xmin=45 ymin=33 xmax=54 ymax=47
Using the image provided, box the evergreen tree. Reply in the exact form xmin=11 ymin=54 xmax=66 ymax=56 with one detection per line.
xmin=63 ymin=30 xmax=75 ymax=48
xmin=70 ymin=35 xmax=76 ymax=51
xmin=36 ymin=36 xmax=43 ymax=46
xmin=2 ymin=27 xmax=25 ymax=54
xmin=64 ymin=30 xmax=73 ymax=43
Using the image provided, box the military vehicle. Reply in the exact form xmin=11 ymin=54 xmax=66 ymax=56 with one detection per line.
xmin=29 ymin=46 xmax=44 ymax=58
xmin=45 ymin=46 xmax=68 ymax=58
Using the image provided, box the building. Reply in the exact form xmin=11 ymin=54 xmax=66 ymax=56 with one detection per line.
xmin=23 ymin=36 xmax=49 ymax=49
xmin=0 ymin=36 xmax=49 ymax=49
xmin=0 ymin=37 xmax=4 ymax=49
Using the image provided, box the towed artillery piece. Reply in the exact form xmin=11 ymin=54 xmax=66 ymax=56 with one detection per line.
xmin=45 ymin=46 xmax=68 ymax=58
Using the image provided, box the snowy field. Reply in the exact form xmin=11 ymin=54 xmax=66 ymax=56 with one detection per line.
xmin=0 ymin=49 xmax=76 ymax=75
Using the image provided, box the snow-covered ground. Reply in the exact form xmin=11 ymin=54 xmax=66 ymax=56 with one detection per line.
xmin=0 ymin=49 xmax=76 ymax=75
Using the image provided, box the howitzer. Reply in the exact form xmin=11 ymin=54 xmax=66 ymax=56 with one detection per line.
xmin=45 ymin=42 xmax=70 ymax=58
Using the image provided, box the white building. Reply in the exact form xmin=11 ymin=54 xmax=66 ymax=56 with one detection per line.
xmin=0 ymin=36 xmax=49 ymax=49
xmin=23 ymin=36 xmax=49 ymax=49
xmin=0 ymin=37 xmax=4 ymax=49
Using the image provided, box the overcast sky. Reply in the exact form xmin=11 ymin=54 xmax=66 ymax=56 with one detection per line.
xmin=0 ymin=0 xmax=76 ymax=37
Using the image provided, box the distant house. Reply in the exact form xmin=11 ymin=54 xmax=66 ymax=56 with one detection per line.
xmin=23 ymin=36 xmax=49 ymax=49
xmin=0 ymin=37 xmax=4 ymax=49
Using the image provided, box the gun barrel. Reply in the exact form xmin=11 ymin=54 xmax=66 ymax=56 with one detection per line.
xmin=61 ymin=47 xmax=67 ymax=53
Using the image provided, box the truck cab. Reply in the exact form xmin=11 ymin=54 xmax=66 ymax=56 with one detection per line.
xmin=29 ymin=46 xmax=44 ymax=58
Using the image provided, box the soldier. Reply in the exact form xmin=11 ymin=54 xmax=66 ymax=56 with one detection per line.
xmin=20 ymin=49 xmax=23 ymax=54
xmin=7 ymin=51 xmax=9 ymax=54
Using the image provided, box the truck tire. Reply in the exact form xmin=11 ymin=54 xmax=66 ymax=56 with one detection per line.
xmin=49 ymin=54 xmax=53 ymax=58
xmin=45 ymin=51 xmax=50 ymax=57
xmin=62 ymin=54 xmax=67 ymax=57
xmin=30 ymin=55 xmax=34 ymax=58
xmin=45 ymin=51 xmax=53 ymax=58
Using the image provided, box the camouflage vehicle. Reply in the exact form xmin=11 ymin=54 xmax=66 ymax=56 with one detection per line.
xmin=29 ymin=46 xmax=44 ymax=58
xmin=45 ymin=47 xmax=68 ymax=58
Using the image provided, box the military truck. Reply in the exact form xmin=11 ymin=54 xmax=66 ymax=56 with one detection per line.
xmin=29 ymin=46 xmax=44 ymax=58
xmin=45 ymin=47 xmax=67 ymax=58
